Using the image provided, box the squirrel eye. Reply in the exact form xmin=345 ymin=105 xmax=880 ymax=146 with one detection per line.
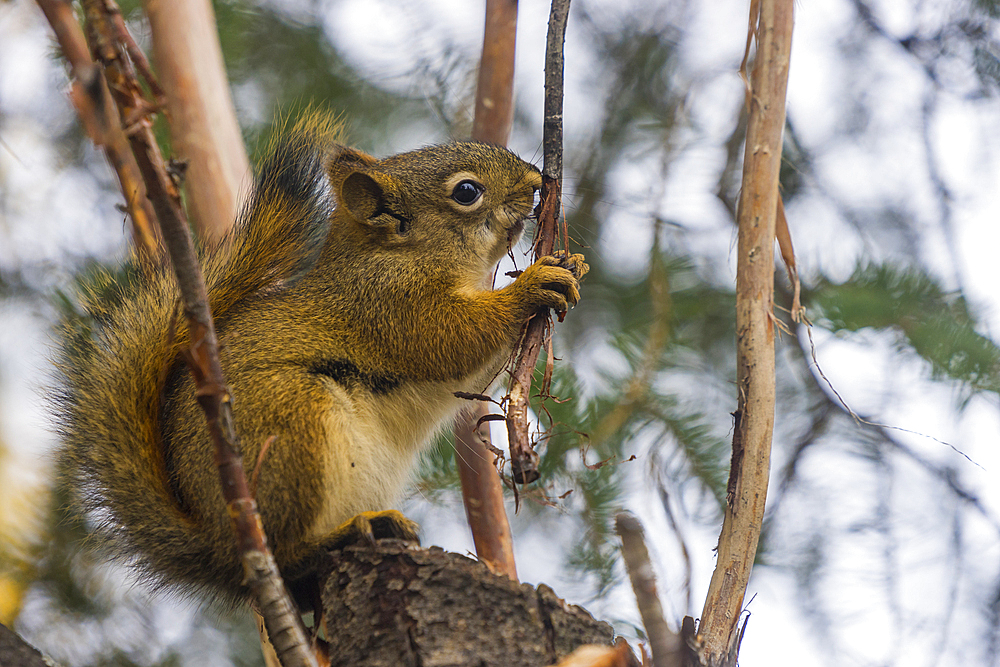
xmin=451 ymin=180 xmax=484 ymax=206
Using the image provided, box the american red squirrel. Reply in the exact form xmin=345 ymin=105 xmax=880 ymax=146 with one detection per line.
xmin=56 ymin=116 xmax=587 ymax=603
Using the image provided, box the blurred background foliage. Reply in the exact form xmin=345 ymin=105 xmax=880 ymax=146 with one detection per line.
xmin=2 ymin=0 xmax=1000 ymax=665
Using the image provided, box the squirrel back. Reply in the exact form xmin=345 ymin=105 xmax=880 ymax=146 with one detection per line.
xmin=55 ymin=115 xmax=586 ymax=603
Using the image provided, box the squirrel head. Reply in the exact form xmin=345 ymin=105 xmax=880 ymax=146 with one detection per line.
xmin=329 ymin=143 xmax=542 ymax=277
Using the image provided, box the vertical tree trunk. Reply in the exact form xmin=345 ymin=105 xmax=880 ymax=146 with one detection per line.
xmin=695 ymin=1 xmax=794 ymax=664
xmin=454 ymin=0 xmax=522 ymax=581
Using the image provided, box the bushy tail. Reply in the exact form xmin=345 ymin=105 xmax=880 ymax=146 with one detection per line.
xmin=54 ymin=113 xmax=343 ymax=599
xmin=207 ymin=113 xmax=343 ymax=314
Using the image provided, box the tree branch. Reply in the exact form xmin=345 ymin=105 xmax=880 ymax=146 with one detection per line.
xmin=454 ymin=0 xmax=523 ymax=581
xmin=141 ymin=0 xmax=250 ymax=247
xmin=454 ymin=403 xmax=518 ymax=579
xmin=694 ymin=0 xmax=793 ymax=664
xmin=35 ymin=0 xmax=163 ymax=268
xmin=506 ymin=0 xmax=571 ymax=485
xmin=616 ymin=512 xmax=686 ymax=667
xmin=471 ymin=0 xmax=518 ymax=146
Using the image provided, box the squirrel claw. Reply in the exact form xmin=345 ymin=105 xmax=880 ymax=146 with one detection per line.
xmin=519 ymin=251 xmax=588 ymax=314
xmin=550 ymin=250 xmax=589 ymax=281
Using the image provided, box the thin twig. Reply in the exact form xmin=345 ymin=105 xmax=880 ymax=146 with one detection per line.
xmin=506 ymin=0 xmax=571 ymax=485
xmin=106 ymin=3 xmax=166 ymax=103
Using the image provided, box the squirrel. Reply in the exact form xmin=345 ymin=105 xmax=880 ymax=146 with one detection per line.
xmin=54 ymin=115 xmax=587 ymax=605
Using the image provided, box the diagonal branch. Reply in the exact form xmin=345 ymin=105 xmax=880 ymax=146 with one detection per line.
xmin=39 ymin=2 xmax=316 ymax=664
xmin=35 ymin=0 xmax=163 ymax=268
xmin=616 ymin=512 xmax=686 ymax=667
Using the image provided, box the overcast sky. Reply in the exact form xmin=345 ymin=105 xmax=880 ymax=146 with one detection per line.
xmin=2 ymin=1 xmax=1000 ymax=665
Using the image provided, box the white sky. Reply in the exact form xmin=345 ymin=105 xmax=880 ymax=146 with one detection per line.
xmin=2 ymin=0 xmax=999 ymax=665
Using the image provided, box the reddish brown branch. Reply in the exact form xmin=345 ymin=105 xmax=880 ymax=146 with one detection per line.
xmin=455 ymin=0 xmax=522 ymax=581
xmin=505 ymin=313 xmax=547 ymax=484
xmin=454 ymin=405 xmax=517 ymax=579
xmin=505 ymin=0 xmax=571 ymax=485
xmin=35 ymin=0 xmax=162 ymax=268
xmin=108 ymin=7 xmax=166 ymax=103
xmin=471 ymin=0 xmax=518 ymax=145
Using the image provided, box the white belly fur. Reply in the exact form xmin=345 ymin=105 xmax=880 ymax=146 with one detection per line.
xmin=310 ymin=363 xmax=502 ymax=540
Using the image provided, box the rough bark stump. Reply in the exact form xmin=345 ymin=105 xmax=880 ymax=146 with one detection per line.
xmin=320 ymin=541 xmax=615 ymax=667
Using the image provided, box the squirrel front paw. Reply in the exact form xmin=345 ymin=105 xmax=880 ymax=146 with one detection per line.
xmin=516 ymin=251 xmax=589 ymax=314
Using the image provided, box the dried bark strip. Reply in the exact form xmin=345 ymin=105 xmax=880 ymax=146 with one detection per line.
xmin=454 ymin=0 xmax=522 ymax=581
xmin=693 ymin=1 xmax=794 ymax=664
xmin=43 ymin=3 xmax=316 ymax=665
xmin=506 ymin=0 xmax=571 ymax=485
xmin=774 ymin=196 xmax=802 ymax=322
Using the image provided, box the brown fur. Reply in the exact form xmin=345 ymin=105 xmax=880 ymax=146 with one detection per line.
xmin=55 ymin=115 xmax=587 ymax=604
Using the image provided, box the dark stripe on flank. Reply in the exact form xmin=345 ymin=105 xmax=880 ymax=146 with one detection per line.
xmin=309 ymin=359 xmax=401 ymax=395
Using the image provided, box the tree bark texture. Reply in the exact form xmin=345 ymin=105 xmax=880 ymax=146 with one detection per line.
xmin=321 ymin=541 xmax=614 ymax=667
xmin=0 ymin=623 xmax=49 ymax=667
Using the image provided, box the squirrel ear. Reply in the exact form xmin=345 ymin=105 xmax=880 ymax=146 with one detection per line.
xmin=340 ymin=170 xmax=411 ymax=234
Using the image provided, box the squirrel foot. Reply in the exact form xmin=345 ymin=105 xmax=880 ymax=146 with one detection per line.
xmin=326 ymin=510 xmax=421 ymax=549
